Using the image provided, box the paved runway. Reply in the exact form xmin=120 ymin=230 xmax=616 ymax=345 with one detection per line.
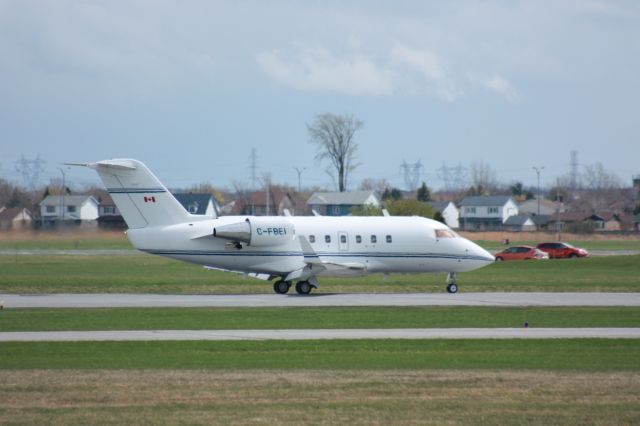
xmin=1 ymin=328 xmax=639 ymax=342
xmin=2 ymin=292 xmax=640 ymax=308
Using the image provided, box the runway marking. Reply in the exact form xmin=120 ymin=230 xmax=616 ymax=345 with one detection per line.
xmin=2 ymin=292 xmax=640 ymax=308
xmin=1 ymin=328 xmax=639 ymax=342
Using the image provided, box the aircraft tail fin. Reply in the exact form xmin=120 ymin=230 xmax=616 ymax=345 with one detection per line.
xmin=83 ymin=159 xmax=191 ymax=229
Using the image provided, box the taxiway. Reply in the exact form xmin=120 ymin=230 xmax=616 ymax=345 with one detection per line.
xmin=2 ymin=292 xmax=640 ymax=308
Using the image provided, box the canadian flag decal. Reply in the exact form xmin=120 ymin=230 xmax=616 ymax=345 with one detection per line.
xmin=144 ymin=196 xmax=156 ymax=203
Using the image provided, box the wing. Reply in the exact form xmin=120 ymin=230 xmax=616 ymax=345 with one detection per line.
xmin=283 ymin=236 xmax=366 ymax=282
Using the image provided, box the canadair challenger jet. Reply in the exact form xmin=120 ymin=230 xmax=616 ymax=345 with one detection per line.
xmin=75 ymin=159 xmax=494 ymax=294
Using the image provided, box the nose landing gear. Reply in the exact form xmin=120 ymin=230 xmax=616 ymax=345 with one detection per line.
xmin=446 ymin=272 xmax=458 ymax=294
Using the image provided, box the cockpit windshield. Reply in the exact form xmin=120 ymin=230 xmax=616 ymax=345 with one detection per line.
xmin=435 ymin=229 xmax=457 ymax=239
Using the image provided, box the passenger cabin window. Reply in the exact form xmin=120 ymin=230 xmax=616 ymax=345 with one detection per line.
xmin=371 ymin=235 xmax=377 ymax=243
xmin=325 ymin=235 xmax=331 ymax=243
xmin=386 ymin=235 xmax=392 ymax=243
xmin=356 ymin=235 xmax=362 ymax=243
xmin=435 ymin=229 xmax=456 ymax=239
xmin=309 ymin=235 xmax=315 ymax=243
xmin=340 ymin=235 xmax=347 ymax=244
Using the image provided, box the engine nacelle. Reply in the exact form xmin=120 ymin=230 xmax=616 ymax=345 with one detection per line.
xmin=213 ymin=217 xmax=295 ymax=247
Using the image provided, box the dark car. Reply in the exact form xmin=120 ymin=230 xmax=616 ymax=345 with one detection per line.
xmin=495 ymin=245 xmax=549 ymax=261
xmin=535 ymin=242 xmax=588 ymax=259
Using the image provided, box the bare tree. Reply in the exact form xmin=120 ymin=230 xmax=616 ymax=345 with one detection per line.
xmin=15 ymin=154 xmax=46 ymax=190
xmin=307 ymin=113 xmax=363 ymax=192
xmin=468 ymin=161 xmax=498 ymax=195
xmin=359 ymin=178 xmax=392 ymax=194
xmin=581 ymin=162 xmax=623 ymax=210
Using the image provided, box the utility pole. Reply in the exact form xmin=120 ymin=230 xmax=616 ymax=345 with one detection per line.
xmin=532 ymin=166 xmax=544 ymax=215
xmin=294 ymin=167 xmax=306 ymax=192
xmin=58 ymin=167 xmax=66 ymax=226
xmin=556 ymin=178 xmax=562 ymax=242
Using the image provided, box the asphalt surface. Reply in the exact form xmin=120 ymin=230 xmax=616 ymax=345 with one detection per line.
xmin=2 ymin=292 xmax=640 ymax=308
xmin=1 ymin=328 xmax=639 ymax=342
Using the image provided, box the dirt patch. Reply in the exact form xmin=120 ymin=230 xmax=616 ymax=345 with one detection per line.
xmin=1 ymin=370 xmax=638 ymax=425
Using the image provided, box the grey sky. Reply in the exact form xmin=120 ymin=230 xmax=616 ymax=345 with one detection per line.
xmin=1 ymin=0 xmax=639 ymax=191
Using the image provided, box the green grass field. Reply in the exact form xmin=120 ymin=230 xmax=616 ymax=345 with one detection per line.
xmin=1 ymin=339 xmax=639 ymax=371
xmin=2 ymin=307 xmax=639 ymax=331
xmin=1 ymin=253 xmax=639 ymax=293
xmin=2 ymin=235 xmax=639 ymax=424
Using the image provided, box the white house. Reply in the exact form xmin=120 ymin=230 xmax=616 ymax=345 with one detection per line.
xmin=458 ymin=196 xmax=519 ymax=231
xmin=0 ymin=207 xmax=33 ymax=231
xmin=503 ymin=215 xmax=537 ymax=232
xmin=427 ymin=201 xmax=460 ymax=229
xmin=40 ymin=195 xmax=99 ymax=227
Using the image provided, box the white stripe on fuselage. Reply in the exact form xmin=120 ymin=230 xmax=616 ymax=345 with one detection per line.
xmin=127 ymin=215 xmax=494 ymax=277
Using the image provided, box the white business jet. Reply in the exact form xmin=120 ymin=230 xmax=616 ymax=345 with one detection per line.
xmin=74 ymin=159 xmax=494 ymax=294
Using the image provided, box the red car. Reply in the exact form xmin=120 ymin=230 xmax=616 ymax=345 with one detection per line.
xmin=495 ymin=245 xmax=549 ymax=261
xmin=535 ymin=242 xmax=589 ymax=259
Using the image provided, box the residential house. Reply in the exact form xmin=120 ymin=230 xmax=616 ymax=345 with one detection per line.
xmin=39 ymin=195 xmax=99 ymax=228
xmin=0 ymin=207 xmax=33 ymax=231
xmin=233 ymin=188 xmax=308 ymax=216
xmin=503 ymin=215 xmax=537 ymax=232
xmin=458 ymin=196 xmax=519 ymax=231
xmin=307 ymin=191 xmax=381 ymax=216
xmin=174 ymin=193 xmax=220 ymax=216
xmin=427 ymin=201 xmax=460 ymax=229
xmin=549 ymin=211 xmax=633 ymax=233
xmin=547 ymin=212 xmax=587 ymax=233
xmin=584 ymin=212 xmax=633 ymax=232
xmin=88 ymin=189 xmax=126 ymax=229
xmin=518 ymin=198 xmax=561 ymax=216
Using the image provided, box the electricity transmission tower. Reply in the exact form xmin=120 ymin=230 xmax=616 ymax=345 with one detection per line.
xmin=437 ymin=162 xmax=467 ymax=192
xmin=400 ymin=160 xmax=423 ymax=191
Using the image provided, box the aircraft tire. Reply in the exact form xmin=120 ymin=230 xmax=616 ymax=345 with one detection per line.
xmin=274 ymin=280 xmax=290 ymax=294
xmin=295 ymin=281 xmax=312 ymax=295
xmin=446 ymin=283 xmax=458 ymax=294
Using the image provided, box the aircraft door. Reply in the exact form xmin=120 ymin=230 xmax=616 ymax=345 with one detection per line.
xmin=338 ymin=231 xmax=349 ymax=251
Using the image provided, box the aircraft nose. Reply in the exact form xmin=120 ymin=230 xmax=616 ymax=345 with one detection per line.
xmin=467 ymin=241 xmax=495 ymax=262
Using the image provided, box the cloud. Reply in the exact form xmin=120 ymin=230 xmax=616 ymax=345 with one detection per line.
xmin=256 ymin=43 xmax=464 ymax=101
xmin=389 ymin=44 xmax=461 ymax=102
xmin=483 ymin=75 xmax=520 ymax=103
xmin=256 ymin=46 xmax=393 ymax=96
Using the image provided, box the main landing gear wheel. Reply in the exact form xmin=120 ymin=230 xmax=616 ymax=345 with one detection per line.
xmin=446 ymin=272 xmax=458 ymax=294
xmin=295 ymin=281 xmax=312 ymax=295
xmin=273 ymin=280 xmax=291 ymax=294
